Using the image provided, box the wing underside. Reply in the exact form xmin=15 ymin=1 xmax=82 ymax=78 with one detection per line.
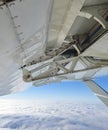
xmin=0 ymin=0 xmax=108 ymax=102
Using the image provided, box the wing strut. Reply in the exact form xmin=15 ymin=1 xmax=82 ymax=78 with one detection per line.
xmin=83 ymin=80 xmax=108 ymax=107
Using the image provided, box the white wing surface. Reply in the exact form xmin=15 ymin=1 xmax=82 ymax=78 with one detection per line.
xmin=0 ymin=0 xmax=53 ymax=95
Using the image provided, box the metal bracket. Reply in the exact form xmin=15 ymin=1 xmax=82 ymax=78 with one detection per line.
xmin=22 ymin=69 xmax=33 ymax=82
xmin=23 ymin=56 xmax=102 ymax=83
xmin=22 ymin=40 xmax=79 ymax=68
xmin=79 ymin=4 xmax=108 ymax=29
xmin=22 ymin=56 xmax=78 ymax=82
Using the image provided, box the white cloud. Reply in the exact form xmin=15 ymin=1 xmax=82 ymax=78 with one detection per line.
xmin=0 ymin=100 xmax=107 ymax=130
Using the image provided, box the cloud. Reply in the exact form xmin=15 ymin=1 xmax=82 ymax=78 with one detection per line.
xmin=0 ymin=100 xmax=108 ymax=130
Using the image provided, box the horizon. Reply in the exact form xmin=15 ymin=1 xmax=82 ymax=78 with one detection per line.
xmin=0 ymin=75 xmax=108 ymax=106
xmin=0 ymin=76 xmax=108 ymax=130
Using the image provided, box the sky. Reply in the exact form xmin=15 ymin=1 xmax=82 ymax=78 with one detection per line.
xmin=0 ymin=75 xmax=108 ymax=104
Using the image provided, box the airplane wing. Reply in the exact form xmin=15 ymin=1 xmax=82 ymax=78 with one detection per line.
xmin=0 ymin=0 xmax=108 ymax=106
xmin=0 ymin=0 xmax=53 ymax=95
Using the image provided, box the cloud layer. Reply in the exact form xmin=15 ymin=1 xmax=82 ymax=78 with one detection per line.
xmin=0 ymin=100 xmax=108 ymax=130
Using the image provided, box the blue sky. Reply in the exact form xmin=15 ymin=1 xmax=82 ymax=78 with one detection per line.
xmin=0 ymin=76 xmax=108 ymax=103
